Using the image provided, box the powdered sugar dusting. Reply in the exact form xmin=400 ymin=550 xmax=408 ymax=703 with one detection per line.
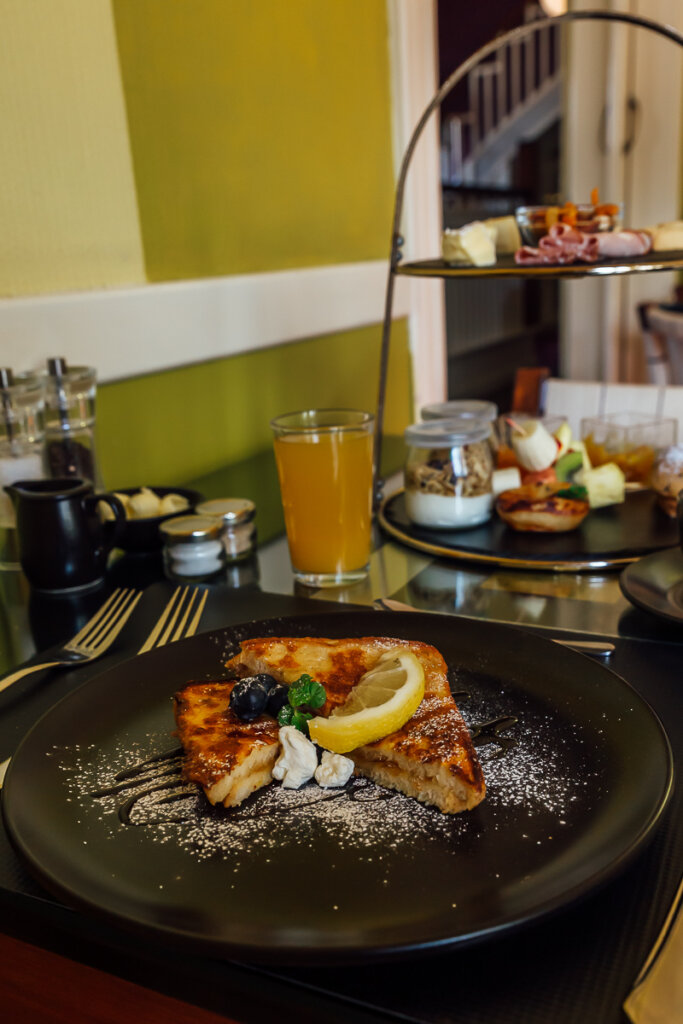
xmin=55 ymin=675 xmax=601 ymax=864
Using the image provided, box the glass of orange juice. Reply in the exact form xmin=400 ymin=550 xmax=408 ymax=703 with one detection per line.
xmin=270 ymin=409 xmax=374 ymax=587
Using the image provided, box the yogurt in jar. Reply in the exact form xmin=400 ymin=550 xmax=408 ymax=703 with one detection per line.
xmin=403 ymin=418 xmax=494 ymax=530
xmin=405 ymin=489 xmax=492 ymax=528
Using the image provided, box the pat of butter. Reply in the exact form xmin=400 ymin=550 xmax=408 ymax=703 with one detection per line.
xmin=442 ymin=221 xmax=496 ymax=267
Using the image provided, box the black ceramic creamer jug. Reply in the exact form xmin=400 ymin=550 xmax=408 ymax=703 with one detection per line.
xmin=7 ymin=478 xmax=126 ymax=592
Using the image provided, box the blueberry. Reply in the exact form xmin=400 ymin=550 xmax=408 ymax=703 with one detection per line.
xmin=229 ymin=675 xmax=271 ymax=722
xmin=266 ymin=683 xmax=289 ymax=717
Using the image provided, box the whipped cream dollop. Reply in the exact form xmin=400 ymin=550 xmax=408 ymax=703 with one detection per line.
xmin=314 ymin=750 xmax=354 ymax=789
xmin=272 ymin=726 xmax=318 ymax=789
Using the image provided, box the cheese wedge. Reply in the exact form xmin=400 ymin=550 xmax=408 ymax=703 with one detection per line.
xmin=442 ymin=221 xmax=496 ymax=266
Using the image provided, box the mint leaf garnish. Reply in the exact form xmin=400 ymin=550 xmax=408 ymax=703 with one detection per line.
xmin=288 ymin=674 xmax=326 ymax=710
xmin=277 ymin=705 xmax=294 ymax=727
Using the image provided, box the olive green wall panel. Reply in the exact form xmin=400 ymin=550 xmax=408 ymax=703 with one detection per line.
xmin=97 ymin=320 xmax=412 ymax=495
xmin=112 ymin=0 xmax=395 ymax=281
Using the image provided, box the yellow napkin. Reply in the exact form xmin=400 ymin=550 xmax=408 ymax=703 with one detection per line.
xmin=624 ymin=874 xmax=683 ymax=1024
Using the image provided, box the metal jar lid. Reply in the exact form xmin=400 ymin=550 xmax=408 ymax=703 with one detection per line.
xmin=404 ymin=418 xmax=491 ymax=448
xmin=159 ymin=514 xmax=223 ymax=544
xmin=195 ymin=498 xmax=256 ymax=525
xmin=420 ymin=399 xmax=498 ymax=422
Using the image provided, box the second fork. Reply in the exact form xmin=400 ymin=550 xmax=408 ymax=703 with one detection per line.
xmin=138 ymin=586 xmax=208 ymax=654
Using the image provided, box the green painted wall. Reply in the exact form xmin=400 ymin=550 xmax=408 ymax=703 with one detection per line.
xmin=3 ymin=0 xmax=414 ymax=517
xmin=98 ymin=321 xmax=412 ymax=539
xmin=112 ymin=0 xmax=396 ymax=279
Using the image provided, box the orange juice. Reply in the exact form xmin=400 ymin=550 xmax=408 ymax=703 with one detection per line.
xmin=273 ymin=425 xmax=373 ymax=580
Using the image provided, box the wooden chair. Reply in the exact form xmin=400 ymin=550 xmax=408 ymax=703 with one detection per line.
xmin=511 ymin=367 xmax=549 ymax=415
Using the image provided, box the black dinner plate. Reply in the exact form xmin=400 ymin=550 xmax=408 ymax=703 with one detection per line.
xmin=379 ymin=489 xmax=678 ymax=571
xmin=2 ymin=611 xmax=673 ymax=965
xmin=620 ymin=547 xmax=683 ymax=624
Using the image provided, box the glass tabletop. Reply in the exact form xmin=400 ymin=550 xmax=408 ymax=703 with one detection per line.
xmin=1 ymin=517 xmax=682 ymax=681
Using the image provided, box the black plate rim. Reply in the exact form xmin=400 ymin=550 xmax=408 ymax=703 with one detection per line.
xmin=2 ymin=610 xmax=675 ymax=965
xmin=379 ymin=489 xmax=675 ymax=572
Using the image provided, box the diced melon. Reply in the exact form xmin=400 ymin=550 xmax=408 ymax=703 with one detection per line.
xmin=582 ymin=462 xmax=625 ymax=508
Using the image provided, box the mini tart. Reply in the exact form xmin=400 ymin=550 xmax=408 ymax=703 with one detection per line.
xmin=496 ymin=482 xmax=589 ymax=533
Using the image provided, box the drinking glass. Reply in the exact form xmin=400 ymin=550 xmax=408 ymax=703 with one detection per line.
xmin=270 ymin=409 xmax=374 ymax=587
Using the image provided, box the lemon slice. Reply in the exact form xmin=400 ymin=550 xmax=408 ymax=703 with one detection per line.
xmin=307 ymin=649 xmax=425 ymax=754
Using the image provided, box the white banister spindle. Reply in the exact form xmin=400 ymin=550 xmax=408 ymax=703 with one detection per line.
xmin=468 ymin=70 xmax=480 ymax=150
xmin=539 ymin=23 xmax=550 ymax=81
xmin=481 ymin=66 xmax=496 ymax=137
xmin=497 ymin=54 xmax=507 ymax=121
xmin=449 ymin=117 xmax=463 ymax=184
xmin=524 ymin=35 xmax=535 ymax=98
xmin=510 ymin=40 xmax=521 ymax=109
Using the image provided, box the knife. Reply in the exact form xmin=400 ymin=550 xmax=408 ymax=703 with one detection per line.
xmin=372 ymin=598 xmax=615 ymax=657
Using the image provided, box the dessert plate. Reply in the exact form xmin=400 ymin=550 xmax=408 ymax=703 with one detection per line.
xmin=379 ymin=489 xmax=678 ymax=571
xmin=619 ymin=547 xmax=683 ymax=624
xmin=2 ymin=610 xmax=673 ymax=964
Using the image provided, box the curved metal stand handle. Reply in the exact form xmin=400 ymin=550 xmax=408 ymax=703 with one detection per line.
xmin=373 ymin=8 xmax=683 ymax=504
xmin=0 ymin=660 xmax=61 ymax=696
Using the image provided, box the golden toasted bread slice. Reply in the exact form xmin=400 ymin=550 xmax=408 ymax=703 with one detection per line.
xmin=226 ymin=636 xmax=485 ymax=814
xmin=174 ymin=680 xmax=279 ymax=807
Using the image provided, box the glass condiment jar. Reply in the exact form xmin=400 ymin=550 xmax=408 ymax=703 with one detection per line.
xmin=0 ymin=369 xmax=47 ymax=569
xmin=42 ymin=359 xmax=102 ymax=487
xmin=404 ymin=419 xmax=494 ymax=529
xmin=420 ymin=399 xmax=498 ymax=423
xmin=160 ymin=514 xmax=227 ymax=581
xmin=421 ymin=401 xmax=499 ymax=461
xmin=195 ymin=498 xmax=256 ymax=562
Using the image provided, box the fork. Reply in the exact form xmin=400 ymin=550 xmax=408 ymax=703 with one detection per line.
xmin=137 ymin=585 xmax=208 ymax=654
xmin=0 ymin=588 xmax=143 ymax=696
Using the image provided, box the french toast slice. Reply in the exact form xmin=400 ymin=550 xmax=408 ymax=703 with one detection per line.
xmin=226 ymin=636 xmax=485 ymax=814
xmin=174 ymin=680 xmax=279 ymax=807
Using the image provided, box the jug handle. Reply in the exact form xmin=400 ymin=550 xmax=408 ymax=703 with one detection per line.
xmin=90 ymin=493 xmax=127 ymax=548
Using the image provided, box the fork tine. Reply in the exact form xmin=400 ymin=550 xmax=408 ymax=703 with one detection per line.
xmin=159 ymin=587 xmax=196 ymax=646
xmin=84 ymin=590 xmax=142 ymax=653
xmin=169 ymin=588 xmax=199 ymax=643
xmin=76 ymin=589 xmax=135 ymax=648
xmin=184 ymin=588 xmax=208 ymax=640
xmin=64 ymin=589 xmax=142 ymax=656
xmin=138 ymin=586 xmax=184 ymax=654
xmin=67 ymin=588 xmax=126 ymax=647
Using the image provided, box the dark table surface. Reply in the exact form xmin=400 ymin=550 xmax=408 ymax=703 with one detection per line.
xmin=0 ymin=528 xmax=681 ymax=1024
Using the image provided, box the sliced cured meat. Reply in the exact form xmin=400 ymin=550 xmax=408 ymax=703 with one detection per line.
xmin=593 ymin=230 xmax=652 ymax=258
xmin=515 ymin=223 xmax=652 ymax=266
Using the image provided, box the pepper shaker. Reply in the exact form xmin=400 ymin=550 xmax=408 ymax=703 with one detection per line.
xmin=195 ymin=498 xmax=257 ymax=562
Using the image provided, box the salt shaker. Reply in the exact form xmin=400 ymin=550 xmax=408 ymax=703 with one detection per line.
xmin=0 ymin=369 xmax=46 ymax=569
xmin=195 ymin=498 xmax=257 ymax=562
xmin=159 ymin=514 xmax=227 ymax=581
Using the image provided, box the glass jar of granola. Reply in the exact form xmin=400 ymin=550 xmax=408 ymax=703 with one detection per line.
xmin=404 ymin=419 xmax=493 ymax=529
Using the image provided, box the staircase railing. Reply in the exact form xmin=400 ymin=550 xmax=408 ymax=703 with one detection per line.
xmin=441 ymin=8 xmax=561 ymax=187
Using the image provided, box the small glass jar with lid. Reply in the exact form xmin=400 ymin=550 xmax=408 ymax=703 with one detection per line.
xmin=160 ymin=514 xmax=227 ymax=581
xmin=420 ymin=399 xmax=498 ymax=423
xmin=195 ymin=497 xmax=256 ymax=562
xmin=404 ymin=419 xmax=494 ymax=529
xmin=0 ymin=369 xmax=47 ymax=569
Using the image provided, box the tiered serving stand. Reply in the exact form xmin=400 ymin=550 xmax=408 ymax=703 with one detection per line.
xmin=373 ymin=8 xmax=683 ymax=570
